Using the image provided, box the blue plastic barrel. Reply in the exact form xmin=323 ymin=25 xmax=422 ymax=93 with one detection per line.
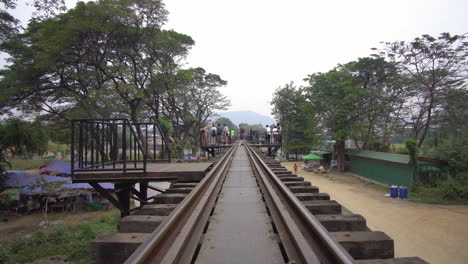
xmin=390 ymin=185 xmax=399 ymax=198
xmin=399 ymin=186 xmax=408 ymax=199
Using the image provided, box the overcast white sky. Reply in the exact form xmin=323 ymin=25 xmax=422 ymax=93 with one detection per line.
xmin=6 ymin=0 xmax=468 ymax=117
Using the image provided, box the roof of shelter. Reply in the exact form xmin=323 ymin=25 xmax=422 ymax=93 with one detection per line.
xmin=41 ymin=160 xmax=78 ymax=175
xmin=347 ymin=149 xmax=410 ymax=164
xmin=4 ymin=171 xmax=113 ymax=191
xmin=302 ymin=153 xmax=324 ymax=160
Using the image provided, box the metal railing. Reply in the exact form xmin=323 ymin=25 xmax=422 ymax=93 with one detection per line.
xmin=134 ymin=122 xmax=171 ymax=162
xmin=71 ymin=119 xmax=170 ymax=175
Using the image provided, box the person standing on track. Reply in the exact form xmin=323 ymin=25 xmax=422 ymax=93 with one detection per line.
xmin=276 ymin=123 xmax=282 ymax=143
xmin=223 ymin=124 xmax=230 ymax=145
xmin=200 ymin=125 xmax=208 ymax=146
xmin=265 ymin=125 xmax=271 ymax=144
xmin=240 ymin=125 xmax=246 ymax=141
xmin=294 ymin=163 xmax=298 ymax=174
xmin=211 ymin=123 xmax=217 ymax=145
xmin=216 ymin=123 xmax=222 ymax=144
xmin=230 ymin=129 xmax=235 ymax=143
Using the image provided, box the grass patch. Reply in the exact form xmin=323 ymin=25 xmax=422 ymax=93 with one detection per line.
xmin=0 ymin=211 xmax=120 ymax=264
xmin=47 ymin=141 xmax=70 ymax=153
xmin=409 ymin=180 xmax=468 ymax=205
xmin=9 ymin=157 xmax=56 ymax=171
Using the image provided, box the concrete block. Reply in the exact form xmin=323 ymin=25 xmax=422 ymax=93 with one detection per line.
xmin=356 ymin=257 xmax=429 ymax=264
xmin=280 ymin=176 xmax=304 ymax=182
xmin=275 ymin=171 xmax=293 ymax=175
xmin=331 ymin=231 xmax=394 ymax=259
xmin=91 ymin=232 xmax=151 ymax=264
xmin=118 ymin=215 xmax=166 ymax=233
xmin=296 ymin=193 xmax=330 ymax=201
xmin=302 ymin=200 xmax=342 ymax=214
xmin=153 ymin=193 xmax=186 ymax=204
xmin=283 ymin=181 xmax=311 ymax=187
xmin=316 ymin=214 xmax=367 ymax=231
xmin=288 ymin=186 xmax=319 ymax=193
xmin=132 ymin=204 xmax=177 ymax=216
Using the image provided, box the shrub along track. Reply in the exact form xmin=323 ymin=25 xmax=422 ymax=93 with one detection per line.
xmin=91 ymin=143 xmax=428 ymax=264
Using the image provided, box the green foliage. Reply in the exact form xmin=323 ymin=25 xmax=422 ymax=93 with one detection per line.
xmin=214 ymin=117 xmax=237 ymax=133
xmin=405 ymin=138 xmax=418 ymax=165
xmin=0 ymin=119 xmax=49 ymax=157
xmin=171 ymin=137 xmax=193 ymax=159
xmin=410 ymin=178 xmax=468 ymax=204
xmin=0 ymin=211 xmax=120 ymax=264
xmin=0 ymin=149 xmax=10 ymax=173
xmin=8 ymin=157 xmax=55 ymax=171
xmin=271 ymin=82 xmax=319 ymax=156
xmin=380 ymin=33 xmax=467 ymax=147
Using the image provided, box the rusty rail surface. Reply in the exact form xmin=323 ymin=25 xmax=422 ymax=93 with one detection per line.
xmin=245 ymin=143 xmax=354 ymax=264
xmin=124 ymin=143 xmax=354 ymax=264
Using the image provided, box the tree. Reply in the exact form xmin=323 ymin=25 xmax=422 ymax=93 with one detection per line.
xmin=0 ymin=149 xmax=10 ymax=188
xmin=379 ymin=33 xmax=467 ymax=147
xmin=214 ymin=117 xmax=237 ymax=133
xmin=30 ymin=177 xmax=67 ymax=226
xmin=343 ymin=57 xmax=407 ymax=151
xmin=1 ymin=0 xmax=193 ymax=123
xmin=271 ymin=82 xmax=318 ymax=158
xmin=157 ymin=68 xmax=229 ymax=154
xmin=0 ymin=0 xmax=18 ymax=44
xmin=0 ymin=119 xmax=49 ymax=157
xmin=305 ymin=68 xmax=364 ymax=172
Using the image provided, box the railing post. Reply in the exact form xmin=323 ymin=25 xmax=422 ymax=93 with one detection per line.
xmin=122 ymin=120 xmax=127 ymax=173
xmin=71 ymin=120 xmax=75 ymax=175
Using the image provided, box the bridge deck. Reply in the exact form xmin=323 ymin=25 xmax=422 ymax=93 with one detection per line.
xmin=72 ymin=163 xmax=213 ymax=182
xmin=195 ymin=145 xmax=282 ymax=264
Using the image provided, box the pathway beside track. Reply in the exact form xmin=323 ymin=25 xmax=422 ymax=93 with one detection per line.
xmin=282 ymin=162 xmax=468 ymax=264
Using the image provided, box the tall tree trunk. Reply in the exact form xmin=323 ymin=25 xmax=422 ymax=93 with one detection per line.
xmin=333 ymin=140 xmax=346 ymax=172
xmin=418 ymin=92 xmax=434 ymax=148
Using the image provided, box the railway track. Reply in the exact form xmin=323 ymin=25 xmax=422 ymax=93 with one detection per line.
xmin=92 ymin=143 xmax=428 ymax=264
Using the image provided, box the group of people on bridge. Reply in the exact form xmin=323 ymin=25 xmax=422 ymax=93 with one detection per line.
xmin=200 ymin=123 xmax=282 ymax=146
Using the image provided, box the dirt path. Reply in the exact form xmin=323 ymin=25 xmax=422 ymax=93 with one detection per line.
xmin=282 ymin=162 xmax=468 ymax=264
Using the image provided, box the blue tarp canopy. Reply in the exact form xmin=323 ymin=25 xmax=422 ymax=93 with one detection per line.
xmin=41 ymin=160 xmax=78 ymax=175
xmin=4 ymin=171 xmax=114 ymax=192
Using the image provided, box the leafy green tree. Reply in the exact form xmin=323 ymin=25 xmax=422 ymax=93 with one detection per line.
xmin=1 ymin=0 xmax=193 ymax=123
xmin=305 ymin=68 xmax=364 ymax=171
xmin=379 ymin=33 xmax=467 ymax=147
xmin=158 ymin=67 xmax=229 ymax=153
xmin=0 ymin=119 xmax=49 ymax=157
xmin=214 ymin=117 xmax=237 ymax=134
xmin=0 ymin=0 xmax=18 ymax=44
xmin=271 ymin=82 xmax=318 ymax=158
xmin=0 ymin=149 xmax=10 ymax=187
xmin=343 ymin=57 xmax=406 ymax=151
xmin=30 ymin=177 xmax=67 ymax=226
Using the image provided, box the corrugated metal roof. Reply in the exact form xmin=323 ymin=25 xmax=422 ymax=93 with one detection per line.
xmin=347 ymin=149 xmax=410 ymax=164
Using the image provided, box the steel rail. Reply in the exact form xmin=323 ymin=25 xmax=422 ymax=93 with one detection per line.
xmin=245 ymin=144 xmax=355 ymax=264
xmin=124 ymin=144 xmax=238 ymax=264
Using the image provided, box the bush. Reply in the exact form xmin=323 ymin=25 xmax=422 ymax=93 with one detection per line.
xmin=0 ymin=211 xmax=120 ymax=264
xmin=410 ymin=177 xmax=468 ymax=204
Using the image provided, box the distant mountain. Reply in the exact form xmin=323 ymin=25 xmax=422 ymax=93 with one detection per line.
xmin=216 ymin=111 xmax=276 ymax=126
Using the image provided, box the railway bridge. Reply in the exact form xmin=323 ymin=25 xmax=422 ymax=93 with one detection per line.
xmin=71 ymin=119 xmax=428 ymax=264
